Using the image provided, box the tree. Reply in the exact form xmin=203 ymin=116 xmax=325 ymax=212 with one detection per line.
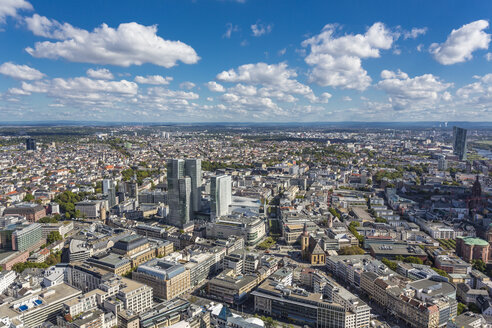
xmin=338 ymin=245 xmax=365 ymax=255
xmin=457 ymin=302 xmax=467 ymax=315
xmin=23 ymin=193 xmax=35 ymax=202
xmin=47 ymin=231 xmax=62 ymax=244
xmin=382 ymin=257 xmax=397 ymax=271
xmin=39 ymin=216 xmax=58 ymax=223
xmin=432 ymin=268 xmax=450 ymax=278
xmin=472 ymin=259 xmax=487 ymax=273
xmin=403 ymin=256 xmax=423 ymax=265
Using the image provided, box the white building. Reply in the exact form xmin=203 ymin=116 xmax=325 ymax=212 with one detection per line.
xmin=0 ymin=271 xmax=16 ymax=294
xmin=211 ymin=175 xmax=232 ymax=219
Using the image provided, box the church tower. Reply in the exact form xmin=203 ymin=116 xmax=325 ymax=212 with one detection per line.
xmin=301 ymin=222 xmax=309 ymax=259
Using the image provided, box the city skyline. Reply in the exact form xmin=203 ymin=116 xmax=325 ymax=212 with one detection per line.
xmin=0 ymin=0 xmax=492 ymax=123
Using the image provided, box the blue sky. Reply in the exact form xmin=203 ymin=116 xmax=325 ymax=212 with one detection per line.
xmin=0 ymin=0 xmax=491 ymax=122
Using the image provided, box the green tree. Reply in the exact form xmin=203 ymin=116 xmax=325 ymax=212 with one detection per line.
xmin=39 ymin=216 xmax=58 ymax=223
xmin=457 ymin=302 xmax=467 ymax=315
xmin=472 ymin=259 xmax=487 ymax=273
xmin=432 ymin=268 xmax=450 ymax=278
xmin=47 ymin=231 xmax=62 ymax=244
xmin=338 ymin=245 xmax=365 ymax=255
xmin=403 ymin=256 xmax=424 ymax=265
xmin=23 ymin=193 xmax=35 ymax=202
xmin=382 ymin=257 xmax=398 ymax=271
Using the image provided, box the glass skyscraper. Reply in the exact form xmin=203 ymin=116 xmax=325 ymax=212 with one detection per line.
xmin=167 ymin=159 xmax=201 ymax=227
xmin=453 ymin=126 xmax=467 ymax=161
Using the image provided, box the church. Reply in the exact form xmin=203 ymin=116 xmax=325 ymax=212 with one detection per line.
xmin=300 ymin=222 xmax=326 ymax=265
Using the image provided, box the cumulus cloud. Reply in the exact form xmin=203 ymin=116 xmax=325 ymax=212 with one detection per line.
xmin=403 ymin=27 xmax=427 ymax=39
xmin=302 ymin=22 xmax=395 ymax=90
xmin=430 ymin=20 xmax=490 ymax=65
xmin=134 ymin=75 xmax=173 ymax=85
xmin=0 ymin=0 xmax=32 ymax=24
xmin=86 ymin=68 xmax=113 ymax=80
xmin=206 ymin=81 xmax=226 ymax=92
xmin=486 ymin=53 xmax=492 ymax=61
xmin=0 ymin=62 xmax=45 ymax=80
xmin=25 ymin=15 xmax=200 ymax=68
xmin=179 ymin=81 xmax=196 ymax=90
xmin=217 ymin=62 xmax=311 ymax=94
xmin=377 ymin=69 xmax=452 ymax=110
xmin=251 ymin=22 xmax=273 ymax=37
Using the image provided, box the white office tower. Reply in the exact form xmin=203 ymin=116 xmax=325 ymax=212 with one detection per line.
xmin=211 ymin=175 xmax=232 ymax=220
xmin=185 ymin=159 xmax=202 ymax=213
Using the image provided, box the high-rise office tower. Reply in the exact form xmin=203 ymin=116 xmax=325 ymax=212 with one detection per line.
xmin=102 ymin=179 xmax=113 ymax=195
xmin=210 ymin=175 xmax=232 ymax=219
xmin=437 ymin=155 xmax=447 ymax=171
xmin=108 ymin=186 xmax=117 ymax=208
xmin=167 ymin=159 xmax=201 ymax=227
xmin=26 ymin=138 xmax=36 ymax=151
xmin=185 ymin=159 xmax=202 ymax=213
xmin=453 ymin=126 xmax=468 ymax=161
xmin=168 ymin=176 xmax=191 ymax=227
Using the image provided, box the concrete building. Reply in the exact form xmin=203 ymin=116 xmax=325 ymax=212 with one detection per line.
xmin=252 ymin=276 xmax=370 ymax=328
xmin=132 ymin=259 xmax=191 ymax=300
xmin=208 ymin=269 xmax=260 ymax=305
xmin=206 ymin=215 xmax=266 ymax=246
xmin=0 ymin=283 xmax=81 ymax=327
xmin=0 ymin=270 xmax=16 ymax=294
xmin=3 ymin=203 xmax=46 ymax=222
xmin=75 ymin=200 xmax=107 ymax=219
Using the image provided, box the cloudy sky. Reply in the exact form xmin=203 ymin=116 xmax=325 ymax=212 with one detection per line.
xmin=0 ymin=0 xmax=491 ymax=122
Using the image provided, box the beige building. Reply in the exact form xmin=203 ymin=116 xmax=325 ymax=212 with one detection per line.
xmin=132 ymin=259 xmax=190 ymax=300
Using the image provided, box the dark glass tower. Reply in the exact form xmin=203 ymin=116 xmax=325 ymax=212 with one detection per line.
xmin=453 ymin=126 xmax=467 ymax=161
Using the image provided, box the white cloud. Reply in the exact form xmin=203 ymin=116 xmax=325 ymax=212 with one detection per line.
xmin=417 ymin=44 xmax=424 ymax=52
xmin=343 ymin=96 xmax=352 ymax=101
xmin=228 ymin=83 xmax=257 ymax=96
xmin=403 ymin=27 xmax=427 ymax=39
xmin=377 ymin=69 xmax=452 ymax=110
xmin=206 ymin=97 xmax=213 ymax=101
xmin=25 ymin=15 xmax=200 ymax=68
xmin=135 ymin=75 xmax=173 ymax=85
xmin=179 ymin=81 xmax=196 ymax=90
xmin=486 ymin=53 xmax=492 ymax=61
xmin=0 ymin=0 xmax=32 ymax=24
xmin=430 ymin=20 xmax=490 ymax=65
xmin=86 ymin=68 xmax=113 ymax=80
xmin=0 ymin=62 xmax=44 ymax=80
xmin=302 ymin=22 xmax=395 ymax=90
xmin=251 ymin=22 xmax=273 ymax=37
xmin=223 ymin=23 xmax=239 ymax=38
xmin=206 ymin=81 xmax=226 ymax=92
xmin=217 ymin=62 xmax=311 ymax=94
xmin=278 ymin=48 xmax=286 ymax=56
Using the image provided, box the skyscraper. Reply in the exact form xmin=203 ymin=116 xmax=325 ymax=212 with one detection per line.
xmin=167 ymin=159 xmax=201 ymax=227
xmin=453 ymin=126 xmax=468 ymax=161
xmin=210 ymin=175 xmax=232 ymax=219
xmin=26 ymin=138 xmax=36 ymax=151
xmin=102 ymin=179 xmax=113 ymax=195
xmin=185 ymin=159 xmax=202 ymax=213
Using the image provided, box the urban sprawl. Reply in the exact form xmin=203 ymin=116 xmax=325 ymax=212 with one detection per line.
xmin=0 ymin=125 xmax=491 ymax=328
